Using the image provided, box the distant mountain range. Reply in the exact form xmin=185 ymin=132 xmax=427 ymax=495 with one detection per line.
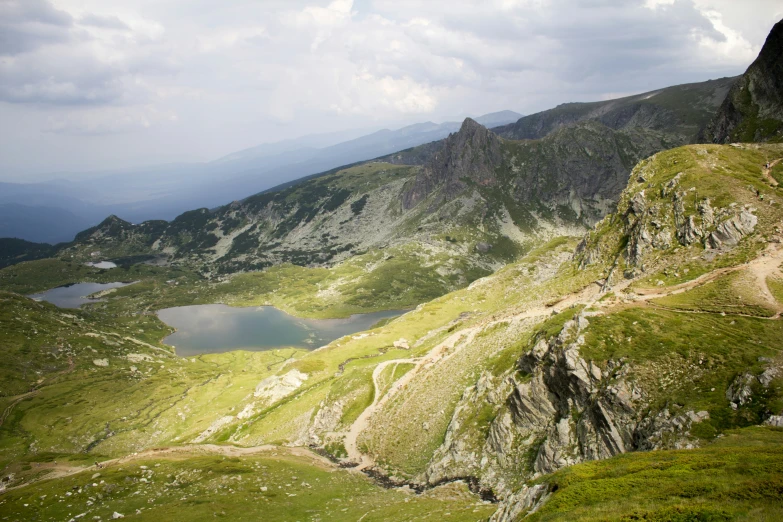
xmin=0 ymin=111 xmax=522 ymax=244
xmin=43 ymin=73 xmax=742 ymax=277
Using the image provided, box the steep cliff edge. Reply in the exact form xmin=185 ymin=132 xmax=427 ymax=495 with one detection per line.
xmin=701 ymin=19 xmax=783 ymax=144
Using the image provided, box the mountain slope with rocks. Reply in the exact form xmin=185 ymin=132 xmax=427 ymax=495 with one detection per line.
xmin=495 ymin=77 xmax=737 ymax=143
xmin=702 ymin=19 xmax=783 ymax=144
xmin=3 ymin=142 xmax=782 ymax=521
xmin=51 ymin=115 xmax=673 ymax=289
xmin=3 ymin=21 xmax=783 ymax=522
xmin=49 ymin=117 xmax=658 ymax=307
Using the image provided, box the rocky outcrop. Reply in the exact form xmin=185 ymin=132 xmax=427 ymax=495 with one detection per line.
xmin=424 ymin=371 xmax=515 ymax=494
xmin=483 ymin=325 xmax=783 ymax=518
xmin=305 ymin=399 xmax=344 ymax=446
xmin=427 ymin=313 xmax=722 ymax=518
xmin=579 ymin=161 xmax=758 ymax=273
xmin=74 ymin=215 xmax=167 ymax=248
xmin=510 ymin=316 xmax=642 ymax=475
xmin=766 ymin=416 xmax=783 ymax=427
xmin=702 ymin=20 xmax=783 ymax=143
xmin=489 ymin=484 xmax=550 ymax=522
xmin=402 ymin=118 xmax=503 ymax=209
xmin=727 ymin=362 xmax=782 ymax=410
xmin=193 ymin=415 xmax=235 ymax=443
xmin=254 ymin=370 xmax=309 ymax=405
xmin=708 ymin=210 xmax=758 ymax=249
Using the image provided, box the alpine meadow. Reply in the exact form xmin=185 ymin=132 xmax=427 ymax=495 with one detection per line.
xmin=1 ymin=3 xmax=783 ymax=522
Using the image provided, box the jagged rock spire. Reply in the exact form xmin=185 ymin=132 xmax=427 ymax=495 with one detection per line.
xmin=402 ymin=118 xmax=502 ymax=209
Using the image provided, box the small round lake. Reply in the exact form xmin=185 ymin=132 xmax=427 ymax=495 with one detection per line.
xmin=85 ymin=261 xmax=118 ymax=269
xmin=157 ymin=304 xmax=405 ymax=356
xmin=29 ymin=282 xmax=135 ymax=308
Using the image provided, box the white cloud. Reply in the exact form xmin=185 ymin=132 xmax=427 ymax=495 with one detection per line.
xmin=690 ymin=3 xmax=759 ymax=66
xmin=644 ymin=0 xmax=676 ymax=10
xmin=197 ymin=26 xmax=269 ymax=53
xmin=329 ymin=72 xmax=437 ymax=114
xmin=44 ymin=104 xmax=178 ymax=135
xmin=0 ymin=0 xmax=781 ymax=176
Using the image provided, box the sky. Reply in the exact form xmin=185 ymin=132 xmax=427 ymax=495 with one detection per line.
xmin=1 ymin=0 xmax=781 ymax=181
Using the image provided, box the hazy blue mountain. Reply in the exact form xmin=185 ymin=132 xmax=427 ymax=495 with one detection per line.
xmin=0 ymin=111 xmax=523 ymax=243
xmin=0 ymin=203 xmax=95 ymax=244
xmin=211 ymin=127 xmax=373 ymax=165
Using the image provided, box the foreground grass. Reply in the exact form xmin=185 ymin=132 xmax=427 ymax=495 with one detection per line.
xmin=0 ymin=450 xmax=495 ymax=521
xmin=529 ymin=427 xmax=783 ymax=521
xmin=652 ymin=269 xmax=778 ymax=317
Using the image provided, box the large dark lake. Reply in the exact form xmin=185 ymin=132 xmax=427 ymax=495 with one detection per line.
xmin=157 ymin=304 xmax=405 ymax=356
xmin=29 ymin=282 xmax=135 ymax=308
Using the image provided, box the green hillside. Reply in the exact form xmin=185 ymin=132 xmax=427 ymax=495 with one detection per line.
xmin=2 ymin=22 xmax=783 ymax=520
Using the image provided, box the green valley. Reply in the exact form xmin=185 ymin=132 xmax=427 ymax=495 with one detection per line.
xmin=2 ymin=16 xmax=783 ymax=522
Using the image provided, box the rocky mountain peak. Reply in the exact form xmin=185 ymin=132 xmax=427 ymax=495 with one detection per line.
xmin=402 ymin=118 xmax=502 ymax=209
xmin=702 ymin=19 xmax=783 ymax=143
xmin=74 ymin=214 xmax=134 ymax=243
xmin=101 ymin=214 xmax=128 ymax=225
xmin=755 ymin=19 xmax=783 ymax=77
xmin=458 ymin=116 xmax=484 ymax=134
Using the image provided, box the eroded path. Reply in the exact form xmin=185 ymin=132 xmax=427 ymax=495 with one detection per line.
xmin=762 ymin=158 xmax=782 ymax=186
xmin=341 ymin=281 xmax=604 ymax=469
xmin=5 ymin=443 xmax=335 ymax=492
xmin=341 ymin=327 xmax=485 ymax=469
xmin=629 ymin=242 xmax=783 ymax=315
xmin=340 ymin=242 xmax=783 ymax=470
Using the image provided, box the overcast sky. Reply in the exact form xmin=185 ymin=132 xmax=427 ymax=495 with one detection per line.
xmin=1 ymin=0 xmax=781 ymax=180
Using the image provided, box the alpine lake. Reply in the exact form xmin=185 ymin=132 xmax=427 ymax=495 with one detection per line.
xmin=29 ymin=283 xmax=404 ymax=356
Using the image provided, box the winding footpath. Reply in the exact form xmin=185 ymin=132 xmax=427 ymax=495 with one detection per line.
xmin=762 ymin=157 xmax=782 ymax=187
xmin=341 ymin=241 xmax=783 ymax=469
xmin=5 ymin=443 xmax=334 ymax=493
xmin=7 ymin=244 xmax=783 ymax=491
xmin=341 ymin=281 xmax=604 ymax=469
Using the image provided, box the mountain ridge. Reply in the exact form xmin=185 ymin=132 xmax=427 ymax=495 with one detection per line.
xmin=0 ymin=111 xmax=523 ymax=244
xmin=701 ymin=19 xmax=783 ymax=143
xmin=2 ymin=21 xmax=783 ymax=521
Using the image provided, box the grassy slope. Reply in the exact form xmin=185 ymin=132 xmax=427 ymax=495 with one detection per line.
xmin=581 ymin=305 xmax=783 ymax=440
xmin=2 ymin=143 xmax=783 ymax=519
xmin=0 ymin=235 xmax=590 ymax=466
xmin=354 ymin=143 xmax=783 ymax=488
xmin=582 ymin=143 xmax=783 ymax=290
xmin=0 ymin=450 xmax=495 ymax=521
xmin=0 ymin=290 xmax=304 ymax=470
xmin=528 ymin=427 xmax=783 ymax=522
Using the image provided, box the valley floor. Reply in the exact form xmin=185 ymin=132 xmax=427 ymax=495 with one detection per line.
xmin=2 ymin=143 xmax=783 ymax=520
xmin=0 ymin=445 xmax=496 ymax=521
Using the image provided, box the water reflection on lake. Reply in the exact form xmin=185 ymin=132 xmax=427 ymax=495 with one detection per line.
xmin=85 ymin=261 xmax=118 ymax=269
xmin=29 ymin=281 xmax=134 ymax=308
xmin=157 ymin=304 xmax=405 ymax=356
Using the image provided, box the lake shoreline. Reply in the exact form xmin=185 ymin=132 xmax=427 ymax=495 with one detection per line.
xmin=157 ymin=303 xmax=406 ymax=357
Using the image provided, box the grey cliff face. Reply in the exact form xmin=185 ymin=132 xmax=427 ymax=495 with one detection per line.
xmin=423 ymin=312 xmax=720 ymax=517
xmin=702 ymin=19 xmax=783 ymax=143
xmin=402 ymin=118 xmax=503 ymax=210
